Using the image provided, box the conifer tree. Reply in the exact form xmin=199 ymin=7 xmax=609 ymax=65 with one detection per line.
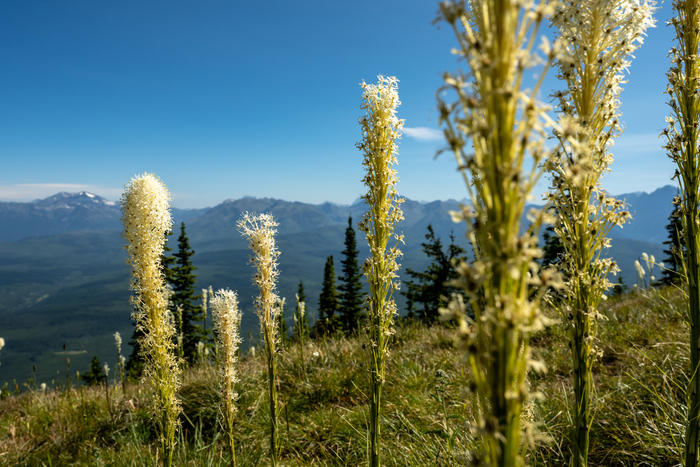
xmin=171 ymin=222 xmax=204 ymax=363
xmin=402 ymin=225 xmax=466 ymax=322
xmin=338 ymin=216 xmax=365 ymax=333
xmin=661 ymin=205 xmax=684 ymax=286
xmin=81 ymin=355 xmax=106 ymax=386
xmin=541 ymin=224 xmax=565 ymax=269
xmin=318 ymin=256 xmax=340 ymax=325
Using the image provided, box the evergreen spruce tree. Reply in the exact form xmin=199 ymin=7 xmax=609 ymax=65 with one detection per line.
xmin=171 ymin=223 xmax=204 ymax=363
xmin=662 ymin=206 xmax=685 ymax=286
xmin=338 ymin=216 xmax=365 ymax=333
xmin=611 ymin=276 xmax=629 ymax=298
xmin=402 ymin=225 xmax=467 ymax=322
xmin=81 ymin=355 xmax=106 ymax=387
xmin=542 ymin=224 xmax=566 ymax=269
xmin=125 ymin=229 xmax=175 ymax=379
xmin=318 ymin=255 xmax=340 ymax=329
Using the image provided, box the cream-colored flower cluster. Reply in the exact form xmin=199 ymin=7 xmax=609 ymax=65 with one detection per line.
xmin=119 ymin=173 xmax=181 ymax=465
xmin=436 ymin=0 xmax=563 ymax=463
xmin=237 ymin=211 xmax=282 ymax=463
xmin=357 ymin=75 xmax=405 ymax=335
xmin=545 ymin=3 xmax=655 ymax=465
xmin=211 ymin=289 xmax=242 ymax=412
xmin=545 ymin=0 xmax=655 ymax=338
xmin=211 ymin=288 xmax=242 ymax=465
xmin=237 ymin=212 xmax=281 ymax=343
xmin=356 ymin=75 xmax=406 ymax=467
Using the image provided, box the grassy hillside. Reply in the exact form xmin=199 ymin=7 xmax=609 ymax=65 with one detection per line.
xmin=0 ymin=286 xmax=691 ymax=466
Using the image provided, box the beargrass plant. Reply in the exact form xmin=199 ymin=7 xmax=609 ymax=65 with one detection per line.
xmin=114 ymin=332 xmax=127 ymax=395
xmin=436 ymin=1 xmax=564 ymax=464
xmin=545 ymin=1 xmax=655 ymax=465
xmin=211 ymin=288 xmax=243 ymax=467
xmin=294 ymin=294 xmax=307 ymax=371
xmin=356 ymin=75 xmax=405 ymax=467
xmin=237 ymin=212 xmax=282 ymax=466
xmin=663 ymin=1 xmax=700 ymax=462
xmin=120 ymin=173 xmax=181 ymax=467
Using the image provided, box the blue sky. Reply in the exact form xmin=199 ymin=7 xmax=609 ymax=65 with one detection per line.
xmin=0 ymin=1 xmax=677 ymax=208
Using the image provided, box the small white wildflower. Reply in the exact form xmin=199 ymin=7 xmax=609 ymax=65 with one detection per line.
xmin=103 ymin=363 xmax=110 ymax=377
xmin=0 ymin=337 xmax=4 ymax=351
xmin=249 ymin=346 xmax=256 ymax=357
xmin=313 ymin=351 xmax=320 ymax=358
xmin=40 ymin=382 xmax=46 ymax=392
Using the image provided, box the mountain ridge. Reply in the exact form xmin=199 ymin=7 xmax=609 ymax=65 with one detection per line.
xmin=0 ymin=186 xmax=677 ymax=244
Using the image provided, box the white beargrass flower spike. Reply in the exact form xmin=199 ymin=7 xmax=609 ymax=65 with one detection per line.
xmin=663 ymin=1 xmax=700 ymax=461
xmin=546 ymin=2 xmax=656 ymax=465
xmin=120 ymin=173 xmax=181 ymax=467
xmin=237 ymin=211 xmax=282 ymax=465
xmin=211 ymin=288 xmax=242 ymax=467
xmin=436 ymin=1 xmax=566 ymax=464
xmin=356 ymin=75 xmax=404 ymax=467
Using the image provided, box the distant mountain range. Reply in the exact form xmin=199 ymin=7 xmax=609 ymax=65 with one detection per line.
xmin=0 ymin=185 xmax=678 ymax=244
xmin=0 ymin=187 xmax=675 ymax=387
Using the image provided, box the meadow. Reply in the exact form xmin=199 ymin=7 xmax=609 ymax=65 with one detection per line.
xmin=2 ymin=0 xmax=698 ymax=465
xmin=0 ymin=286 xmax=690 ymax=466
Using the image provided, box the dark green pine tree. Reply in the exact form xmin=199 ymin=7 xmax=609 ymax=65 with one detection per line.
xmin=81 ymin=355 xmax=106 ymax=387
xmin=402 ymin=225 xmax=467 ymax=322
xmin=318 ymin=255 xmax=340 ymax=326
xmin=338 ymin=216 xmax=365 ymax=333
xmin=125 ymin=229 xmax=175 ymax=379
xmin=541 ymin=224 xmax=566 ymax=269
xmin=294 ymin=281 xmax=310 ymax=340
xmin=661 ymin=206 xmax=685 ymax=286
xmin=171 ymin=222 xmax=205 ymax=363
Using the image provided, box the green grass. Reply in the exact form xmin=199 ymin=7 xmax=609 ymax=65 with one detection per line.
xmin=0 ymin=287 xmax=691 ymax=466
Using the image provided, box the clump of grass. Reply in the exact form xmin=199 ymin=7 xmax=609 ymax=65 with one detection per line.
xmin=544 ymin=2 xmax=656 ymax=465
xmin=436 ymin=0 xmax=561 ymax=463
xmin=211 ymin=288 xmax=243 ymax=467
xmin=120 ymin=172 xmax=181 ymax=467
xmin=237 ymin=212 xmax=282 ymax=466
xmin=356 ymin=75 xmax=404 ymax=467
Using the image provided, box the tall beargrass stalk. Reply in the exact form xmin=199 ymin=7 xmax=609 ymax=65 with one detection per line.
xmin=663 ymin=1 xmax=700 ymax=463
xmin=211 ymin=289 xmax=243 ymax=467
xmin=294 ymin=294 xmax=307 ymax=371
xmin=114 ymin=332 xmax=127 ymax=395
xmin=120 ymin=173 xmax=181 ymax=467
xmin=237 ymin=212 xmax=282 ymax=466
xmin=545 ymin=2 xmax=655 ymax=465
xmin=436 ymin=1 xmax=563 ymax=464
xmin=356 ymin=75 xmax=404 ymax=467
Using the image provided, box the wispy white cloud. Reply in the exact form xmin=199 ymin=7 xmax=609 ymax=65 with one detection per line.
xmin=613 ymin=133 xmax=664 ymax=152
xmin=403 ymin=127 xmax=444 ymax=142
xmin=0 ymin=183 xmax=121 ymax=201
